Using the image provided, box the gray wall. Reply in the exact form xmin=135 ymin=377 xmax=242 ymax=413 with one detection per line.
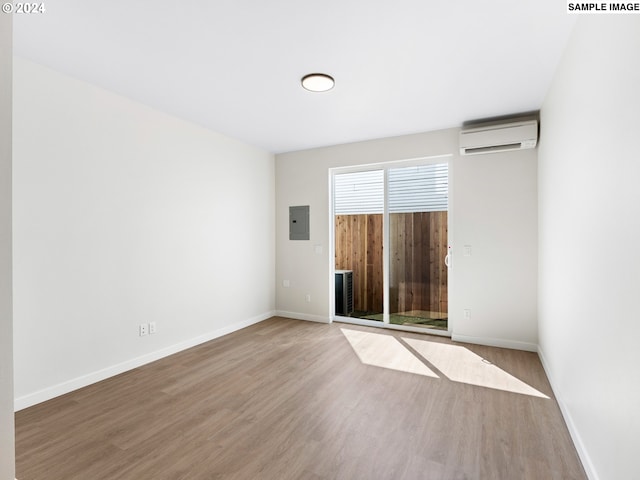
xmin=0 ymin=12 xmax=15 ymax=480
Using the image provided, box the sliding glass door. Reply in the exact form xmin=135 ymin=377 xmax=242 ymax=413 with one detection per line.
xmin=333 ymin=160 xmax=449 ymax=333
xmin=388 ymin=164 xmax=448 ymax=330
xmin=334 ymin=170 xmax=384 ymax=321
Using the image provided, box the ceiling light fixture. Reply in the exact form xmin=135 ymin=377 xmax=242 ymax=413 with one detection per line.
xmin=301 ymin=73 xmax=335 ymax=92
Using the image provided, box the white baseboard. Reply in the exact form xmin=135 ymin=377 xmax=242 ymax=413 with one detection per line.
xmin=451 ymin=333 xmax=537 ymax=352
xmin=14 ymin=311 xmax=275 ymax=411
xmin=537 ymin=346 xmax=599 ymax=480
xmin=275 ymin=310 xmax=330 ymax=324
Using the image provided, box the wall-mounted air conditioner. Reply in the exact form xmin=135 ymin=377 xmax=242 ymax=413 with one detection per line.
xmin=335 ymin=270 xmax=354 ymax=315
xmin=459 ymin=120 xmax=538 ymax=155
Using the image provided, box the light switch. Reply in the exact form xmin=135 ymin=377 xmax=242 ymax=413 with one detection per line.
xmin=314 ymin=244 xmax=323 ymax=254
xmin=463 ymin=245 xmax=472 ymax=257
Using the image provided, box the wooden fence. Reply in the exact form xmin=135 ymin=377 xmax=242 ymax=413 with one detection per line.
xmin=335 ymin=214 xmax=383 ymax=313
xmin=335 ymin=212 xmax=447 ymax=315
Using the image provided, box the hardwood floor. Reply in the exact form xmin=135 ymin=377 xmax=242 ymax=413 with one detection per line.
xmin=15 ymin=317 xmax=586 ymax=479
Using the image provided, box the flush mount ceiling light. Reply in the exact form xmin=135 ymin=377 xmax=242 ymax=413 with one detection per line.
xmin=301 ymin=73 xmax=335 ymax=92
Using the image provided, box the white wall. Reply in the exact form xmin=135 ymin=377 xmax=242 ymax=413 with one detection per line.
xmin=13 ymin=58 xmax=276 ymax=408
xmin=453 ymin=147 xmax=538 ymax=349
xmin=0 ymin=12 xmax=15 ymax=480
xmin=538 ymin=17 xmax=640 ymax=480
xmin=276 ymin=128 xmax=538 ymax=350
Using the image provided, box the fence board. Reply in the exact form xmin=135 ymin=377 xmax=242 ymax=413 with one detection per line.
xmin=335 ymin=212 xmax=447 ymax=315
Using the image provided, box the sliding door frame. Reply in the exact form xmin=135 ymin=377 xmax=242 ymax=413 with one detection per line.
xmin=329 ymin=154 xmax=453 ymax=337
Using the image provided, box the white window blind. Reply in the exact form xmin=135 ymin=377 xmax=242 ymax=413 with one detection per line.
xmin=334 ymin=163 xmax=448 ymax=215
xmin=388 ymin=163 xmax=448 ymax=212
xmin=334 ymin=170 xmax=384 ymax=214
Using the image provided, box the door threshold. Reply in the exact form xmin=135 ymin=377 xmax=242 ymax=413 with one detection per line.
xmin=333 ymin=316 xmax=451 ymax=337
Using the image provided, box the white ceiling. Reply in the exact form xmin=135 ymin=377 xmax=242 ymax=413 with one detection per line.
xmin=13 ymin=0 xmax=576 ymax=153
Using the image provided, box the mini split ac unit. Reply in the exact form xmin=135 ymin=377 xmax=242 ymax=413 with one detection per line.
xmin=459 ymin=120 xmax=538 ymax=155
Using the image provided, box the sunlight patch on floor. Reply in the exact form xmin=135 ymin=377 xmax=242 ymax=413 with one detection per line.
xmin=339 ymin=328 xmax=549 ymax=398
xmin=402 ymin=337 xmax=549 ymax=398
xmin=340 ymin=328 xmax=439 ymax=378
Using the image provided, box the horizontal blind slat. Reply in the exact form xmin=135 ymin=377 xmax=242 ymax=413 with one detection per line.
xmin=334 ymin=170 xmax=384 ymax=214
xmin=334 ymin=163 xmax=448 ymax=215
xmin=388 ymin=163 xmax=448 ymax=212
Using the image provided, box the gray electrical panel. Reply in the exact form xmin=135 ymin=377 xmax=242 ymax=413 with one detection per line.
xmin=289 ymin=205 xmax=309 ymax=240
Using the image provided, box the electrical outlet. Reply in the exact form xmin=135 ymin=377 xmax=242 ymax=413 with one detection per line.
xmin=305 ymin=294 xmax=311 ymax=303
xmin=139 ymin=323 xmax=148 ymax=336
xmin=149 ymin=321 xmax=157 ymax=334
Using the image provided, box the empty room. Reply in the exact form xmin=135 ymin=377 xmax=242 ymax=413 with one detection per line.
xmin=1 ymin=2 xmax=639 ymax=479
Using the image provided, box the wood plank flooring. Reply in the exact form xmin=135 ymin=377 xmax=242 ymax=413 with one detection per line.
xmin=15 ymin=317 xmax=587 ymax=479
